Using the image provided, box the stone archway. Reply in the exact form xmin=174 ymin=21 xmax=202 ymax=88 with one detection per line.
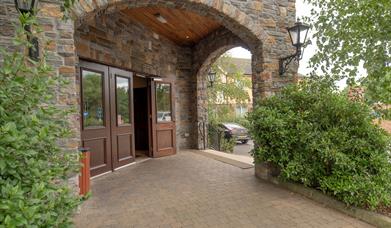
xmin=0 ymin=0 xmax=299 ymax=190
xmin=192 ymin=28 xmax=251 ymax=149
xmin=69 ymin=0 xmax=299 ymax=118
xmin=70 ymin=0 xmax=267 ymax=50
xmin=0 ymin=0 xmax=298 ymax=152
xmin=70 ymin=0 xmax=269 ymax=150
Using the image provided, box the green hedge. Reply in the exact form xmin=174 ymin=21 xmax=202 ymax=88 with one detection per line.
xmin=247 ymin=84 xmax=391 ymax=209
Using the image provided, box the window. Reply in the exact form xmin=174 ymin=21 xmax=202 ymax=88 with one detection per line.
xmin=156 ymin=83 xmax=172 ymax=122
xmin=236 ymin=105 xmax=248 ymax=118
xmin=116 ymin=76 xmax=131 ymax=125
xmin=82 ymin=70 xmax=105 ymax=128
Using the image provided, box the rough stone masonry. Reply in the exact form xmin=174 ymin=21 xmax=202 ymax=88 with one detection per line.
xmin=0 ymin=0 xmax=299 ymax=150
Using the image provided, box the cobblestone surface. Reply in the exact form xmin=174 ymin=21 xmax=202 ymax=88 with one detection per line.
xmin=74 ymin=151 xmax=372 ymax=228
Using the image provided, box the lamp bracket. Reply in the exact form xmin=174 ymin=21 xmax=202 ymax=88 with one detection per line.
xmin=279 ymin=49 xmax=301 ymax=76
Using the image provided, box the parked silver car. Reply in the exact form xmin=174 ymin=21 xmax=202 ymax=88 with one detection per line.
xmin=219 ymin=123 xmax=250 ymax=144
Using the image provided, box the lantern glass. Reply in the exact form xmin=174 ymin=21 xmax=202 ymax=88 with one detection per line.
xmin=288 ymin=26 xmax=299 ymax=46
xmin=299 ymin=24 xmax=309 ymax=45
xmin=288 ymin=21 xmax=310 ymax=47
xmin=15 ymin=0 xmax=37 ymax=13
xmin=208 ymin=70 xmax=216 ymax=85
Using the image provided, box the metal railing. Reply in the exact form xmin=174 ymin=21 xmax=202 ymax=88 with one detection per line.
xmin=207 ymin=124 xmax=225 ymax=151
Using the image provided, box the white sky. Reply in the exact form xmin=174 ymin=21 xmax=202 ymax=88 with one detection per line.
xmin=295 ymin=0 xmax=314 ymax=75
xmin=227 ymin=47 xmax=252 ymax=59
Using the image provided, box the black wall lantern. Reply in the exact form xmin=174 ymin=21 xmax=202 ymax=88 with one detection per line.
xmin=279 ymin=20 xmax=310 ymax=75
xmin=207 ymin=69 xmax=217 ymax=88
xmin=15 ymin=0 xmax=39 ymax=61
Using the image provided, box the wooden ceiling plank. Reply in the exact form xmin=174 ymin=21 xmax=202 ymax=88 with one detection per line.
xmin=128 ymin=8 xmax=184 ymax=44
xmin=122 ymin=7 xmax=222 ymax=46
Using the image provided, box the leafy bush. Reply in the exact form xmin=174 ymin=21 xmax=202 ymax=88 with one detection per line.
xmin=247 ymin=83 xmax=391 ymax=209
xmin=220 ymin=136 xmax=236 ymax=153
xmin=0 ymin=14 xmax=80 ymax=226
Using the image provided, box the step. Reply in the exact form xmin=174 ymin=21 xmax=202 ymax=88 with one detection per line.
xmin=190 ymin=149 xmax=254 ymax=169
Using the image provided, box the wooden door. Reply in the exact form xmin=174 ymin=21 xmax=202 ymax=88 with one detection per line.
xmin=80 ymin=62 xmax=112 ymax=177
xmin=80 ymin=61 xmax=135 ymax=177
xmin=151 ymin=80 xmax=176 ymax=157
xmin=109 ymin=67 xmax=135 ymax=169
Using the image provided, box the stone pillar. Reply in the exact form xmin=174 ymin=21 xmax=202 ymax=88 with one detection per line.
xmin=38 ymin=1 xmax=80 ymax=151
xmin=0 ymin=0 xmax=80 ymax=194
xmin=251 ymin=0 xmax=299 ymax=104
xmin=0 ymin=1 xmax=80 ymax=151
xmin=255 ymin=162 xmax=281 ymax=181
xmin=196 ymin=67 xmax=209 ymax=150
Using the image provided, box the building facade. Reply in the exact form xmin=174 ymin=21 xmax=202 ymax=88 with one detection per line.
xmin=0 ymin=0 xmax=299 ymax=177
xmin=214 ymin=57 xmax=253 ymax=118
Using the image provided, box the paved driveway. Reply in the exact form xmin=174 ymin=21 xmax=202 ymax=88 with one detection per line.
xmin=233 ymin=140 xmax=254 ymax=157
xmin=74 ymin=151 xmax=372 ymax=228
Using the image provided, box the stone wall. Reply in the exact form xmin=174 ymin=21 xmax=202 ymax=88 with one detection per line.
xmin=75 ymin=12 xmax=197 ymax=149
xmin=0 ymin=0 xmax=298 ymax=151
xmin=71 ymin=0 xmax=299 ymax=100
xmin=0 ymin=0 xmax=80 ymax=152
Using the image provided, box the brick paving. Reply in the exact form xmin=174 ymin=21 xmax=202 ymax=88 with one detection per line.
xmin=74 ymin=151 xmax=372 ymax=228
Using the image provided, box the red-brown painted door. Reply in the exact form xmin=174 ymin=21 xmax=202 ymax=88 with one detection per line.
xmin=80 ymin=61 xmax=135 ymax=176
xmin=109 ymin=68 xmax=135 ymax=169
xmin=80 ymin=61 xmax=112 ymax=177
xmin=151 ymin=80 xmax=176 ymax=157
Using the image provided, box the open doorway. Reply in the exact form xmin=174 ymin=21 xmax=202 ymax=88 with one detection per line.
xmin=133 ymin=76 xmax=150 ymax=159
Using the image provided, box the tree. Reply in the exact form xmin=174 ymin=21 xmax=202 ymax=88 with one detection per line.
xmin=304 ymin=0 xmax=391 ymax=104
xmin=208 ymin=54 xmax=252 ymax=122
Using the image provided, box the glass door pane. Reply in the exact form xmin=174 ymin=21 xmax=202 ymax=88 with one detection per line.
xmin=116 ymin=76 xmax=131 ymax=125
xmin=156 ymin=83 xmax=172 ymax=122
xmin=82 ymin=69 xmax=105 ymax=128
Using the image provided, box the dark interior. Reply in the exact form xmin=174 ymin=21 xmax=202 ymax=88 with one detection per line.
xmin=133 ymin=77 xmax=150 ymax=157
